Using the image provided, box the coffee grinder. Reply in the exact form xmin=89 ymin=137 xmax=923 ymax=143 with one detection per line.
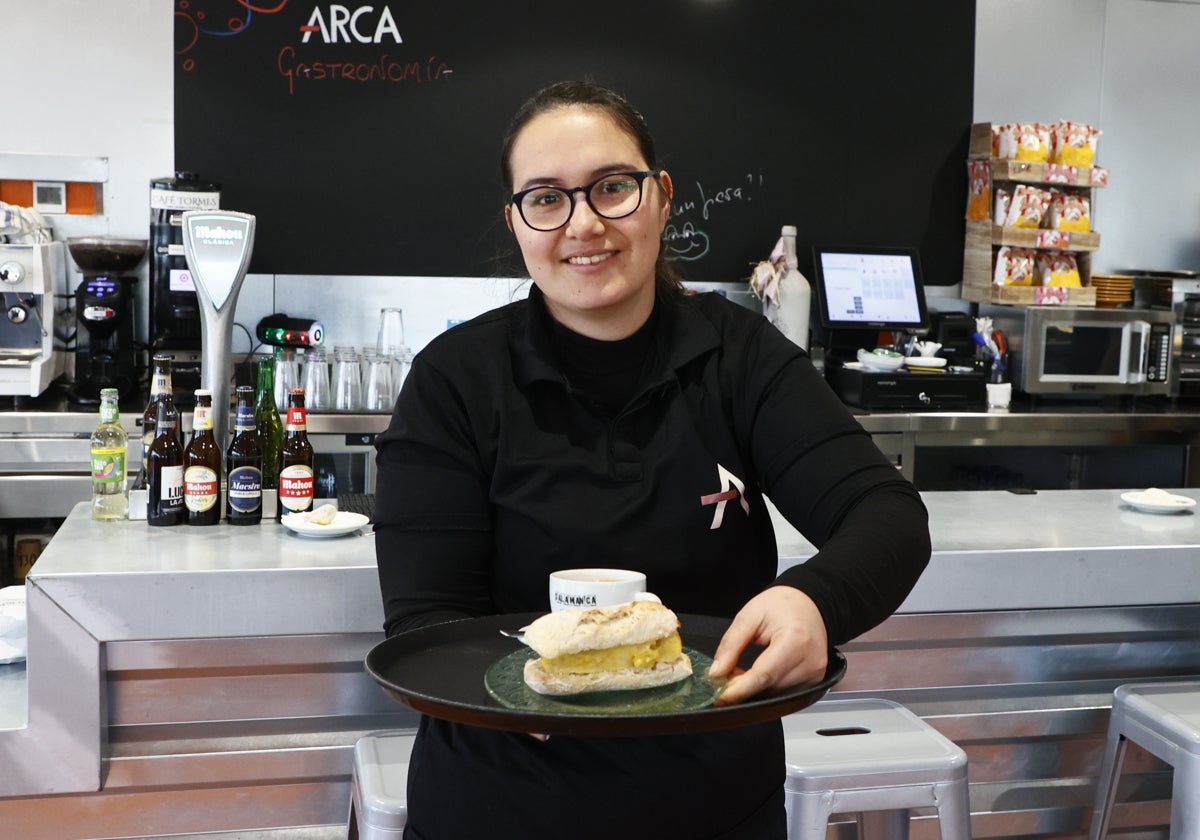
xmin=66 ymin=237 xmax=146 ymax=405
xmin=150 ymin=172 xmax=221 ymax=408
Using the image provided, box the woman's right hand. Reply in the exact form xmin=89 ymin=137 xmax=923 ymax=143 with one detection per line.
xmin=708 ymin=586 xmax=829 ymax=706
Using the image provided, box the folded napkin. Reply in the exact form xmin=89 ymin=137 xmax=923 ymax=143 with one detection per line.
xmin=0 ymin=585 xmax=27 ymax=664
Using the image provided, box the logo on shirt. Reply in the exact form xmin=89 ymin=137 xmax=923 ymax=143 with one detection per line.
xmin=700 ymin=464 xmax=749 ymax=530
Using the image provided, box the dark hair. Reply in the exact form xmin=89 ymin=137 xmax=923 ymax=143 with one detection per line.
xmin=500 ymin=80 xmax=684 ymax=299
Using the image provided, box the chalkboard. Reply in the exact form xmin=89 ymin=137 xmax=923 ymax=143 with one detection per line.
xmin=174 ymin=2 xmax=974 ymax=286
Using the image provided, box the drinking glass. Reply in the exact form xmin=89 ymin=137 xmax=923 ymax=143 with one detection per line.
xmin=303 ymin=348 xmax=331 ymax=410
xmin=363 ymin=352 xmax=395 ymax=411
xmin=377 ymin=308 xmax=407 ymax=357
xmin=377 ymin=307 xmax=412 ymax=393
xmin=272 ymin=346 xmax=299 ymax=408
xmin=333 ymin=348 xmax=363 ymax=411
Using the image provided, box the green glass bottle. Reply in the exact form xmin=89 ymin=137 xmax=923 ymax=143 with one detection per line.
xmin=255 ymin=357 xmax=285 ymax=490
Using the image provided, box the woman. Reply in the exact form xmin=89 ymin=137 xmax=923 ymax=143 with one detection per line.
xmin=374 ymin=79 xmax=930 ymax=839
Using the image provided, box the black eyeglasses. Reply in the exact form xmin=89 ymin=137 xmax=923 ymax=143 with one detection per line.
xmin=509 ymin=170 xmax=661 ymax=232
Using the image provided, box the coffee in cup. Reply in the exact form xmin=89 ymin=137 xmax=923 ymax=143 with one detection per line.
xmin=548 ymin=568 xmax=660 ymax=612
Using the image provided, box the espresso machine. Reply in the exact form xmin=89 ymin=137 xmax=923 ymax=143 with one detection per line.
xmin=150 ymin=172 xmax=221 ymax=408
xmin=66 ymin=237 xmax=146 ymax=405
xmin=0 ymin=241 xmax=67 ymax=397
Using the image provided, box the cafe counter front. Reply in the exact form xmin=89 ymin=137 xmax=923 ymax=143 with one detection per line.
xmin=1 ymin=490 xmax=1198 ymax=838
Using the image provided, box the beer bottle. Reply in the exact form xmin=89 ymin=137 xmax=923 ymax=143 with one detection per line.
xmin=137 ymin=354 xmax=176 ymax=489
xmin=255 ymin=357 xmax=284 ymax=490
xmin=90 ymin=388 xmax=129 ymax=521
xmin=277 ymin=388 xmax=315 ymax=519
xmin=184 ymin=389 xmax=222 ymax=525
xmin=147 ymin=396 xmax=185 ymax=526
xmin=226 ymin=385 xmax=263 ymax=525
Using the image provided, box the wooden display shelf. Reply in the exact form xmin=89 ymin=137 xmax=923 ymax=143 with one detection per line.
xmin=962 ymin=219 xmax=1096 ymax=306
xmin=967 ymin=123 xmax=1109 ymax=188
xmin=991 ymin=225 xmax=1100 ymax=251
xmin=990 ymin=159 xmax=1109 ymax=189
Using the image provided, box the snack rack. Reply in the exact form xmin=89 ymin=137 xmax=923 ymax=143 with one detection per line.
xmin=961 ymin=122 xmax=1108 ymax=306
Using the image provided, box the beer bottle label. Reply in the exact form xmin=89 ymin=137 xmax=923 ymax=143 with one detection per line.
xmin=286 ymin=406 xmax=307 ymax=430
xmin=159 ymin=464 xmax=184 ymax=510
xmin=91 ymin=448 xmax=126 ymax=484
xmin=234 ymin=401 xmax=256 ymax=432
xmin=279 ymin=464 xmax=315 ymax=511
xmin=194 ymin=403 xmax=213 ymax=431
xmin=228 ymin=465 xmax=263 ymax=513
xmin=150 ymin=372 xmax=169 ymax=397
xmin=184 ymin=465 xmax=219 ymax=512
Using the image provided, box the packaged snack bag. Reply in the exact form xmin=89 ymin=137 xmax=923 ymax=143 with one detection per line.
xmin=1035 ymin=251 xmax=1082 ymax=287
xmin=1003 ymin=184 xmax=1052 ymax=229
xmin=993 ymin=188 xmax=1012 ymax=226
xmin=996 ymin=124 xmax=1017 ymax=160
xmin=994 ymin=246 xmax=1037 ymax=286
xmin=966 ymin=160 xmax=991 ymax=220
xmin=1047 ymin=191 xmax=1091 ymax=233
xmin=1004 ymin=123 xmax=1051 ymax=162
xmin=1052 ymin=121 xmax=1100 ymax=167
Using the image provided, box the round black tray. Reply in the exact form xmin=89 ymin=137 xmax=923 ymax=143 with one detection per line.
xmin=365 ymin=612 xmax=846 ymax=737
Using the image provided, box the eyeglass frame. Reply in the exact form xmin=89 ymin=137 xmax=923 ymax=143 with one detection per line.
xmin=508 ymin=170 xmax=664 ymax=232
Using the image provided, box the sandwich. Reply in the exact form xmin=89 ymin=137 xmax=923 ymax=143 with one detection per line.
xmin=522 ymin=600 xmax=693 ymax=696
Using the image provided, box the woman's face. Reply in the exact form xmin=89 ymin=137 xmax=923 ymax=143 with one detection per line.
xmin=505 ymin=106 xmax=673 ymax=340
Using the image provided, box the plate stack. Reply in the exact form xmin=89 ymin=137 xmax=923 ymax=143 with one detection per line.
xmin=1090 ymin=273 xmax=1133 ymax=308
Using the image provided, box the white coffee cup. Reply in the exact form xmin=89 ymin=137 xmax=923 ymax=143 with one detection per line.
xmin=548 ymin=568 xmax=661 ymax=612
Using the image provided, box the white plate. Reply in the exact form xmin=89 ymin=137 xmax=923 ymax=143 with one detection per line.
xmin=281 ymin=511 xmax=371 ymax=537
xmin=905 ymin=356 xmax=947 ymax=368
xmin=1119 ymin=490 xmax=1197 ymax=515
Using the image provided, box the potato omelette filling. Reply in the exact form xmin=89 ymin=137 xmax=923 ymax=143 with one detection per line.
xmin=539 ymin=632 xmax=683 ymax=675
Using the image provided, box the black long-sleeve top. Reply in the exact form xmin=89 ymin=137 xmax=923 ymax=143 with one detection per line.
xmin=372 ymin=287 xmax=930 ymax=839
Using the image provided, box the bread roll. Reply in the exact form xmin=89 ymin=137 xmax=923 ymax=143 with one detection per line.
xmin=521 ymin=601 xmax=693 ymax=696
xmin=524 ymin=654 xmax=693 ymax=695
xmin=523 ymin=600 xmax=681 ymax=659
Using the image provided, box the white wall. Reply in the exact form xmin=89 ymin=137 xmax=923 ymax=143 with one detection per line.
xmin=975 ymin=0 xmax=1200 ymax=272
xmin=4 ymin=0 xmax=1199 ymax=355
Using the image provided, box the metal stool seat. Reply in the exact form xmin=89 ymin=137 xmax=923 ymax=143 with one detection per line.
xmin=1090 ymin=681 xmax=1200 ymax=839
xmin=349 ymin=732 xmax=415 ymax=840
xmin=783 ymin=698 xmax=971 ymax=839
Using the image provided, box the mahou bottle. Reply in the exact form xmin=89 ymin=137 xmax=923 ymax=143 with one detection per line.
xmin=137 ymin=354 xmax=176 ymax=489
xmin=226 ymin=385 xmax=263 ymax=525
xmin=147 ymin=397 xmax=185 ymax=526
xmin=184 ymin=389 xmax=222 ymax=525
xmin=277 ymin=388 xmax=314 ymax=519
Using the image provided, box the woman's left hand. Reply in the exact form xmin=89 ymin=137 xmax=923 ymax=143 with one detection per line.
xmin=707 ymin=585 xmax=829 ymax=707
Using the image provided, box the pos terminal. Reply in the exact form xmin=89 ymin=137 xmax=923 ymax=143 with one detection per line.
xmin=812 ymin=246 xmax=985 ymax=410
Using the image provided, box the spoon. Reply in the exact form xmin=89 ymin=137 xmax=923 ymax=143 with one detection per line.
xmin=498 ymin=627 xmax=531 ymax=646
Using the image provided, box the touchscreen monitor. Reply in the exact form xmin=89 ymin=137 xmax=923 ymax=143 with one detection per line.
xmin=812 ymin=246 xmax=929 ymax=330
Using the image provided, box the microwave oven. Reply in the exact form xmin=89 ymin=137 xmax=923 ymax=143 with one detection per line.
xmin=986 ymin=306 xmax=1174 ymax=397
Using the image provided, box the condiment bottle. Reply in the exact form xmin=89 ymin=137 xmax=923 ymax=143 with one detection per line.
xmin=147 ymin=397 xmax=185 ymax=526
xmin=255 ymin=357 xmax=284 ymax=490
xmin=277 ymin=388 xmax=315 ymax=519
xmin=184 ymin=389 xmax=222 ymax=526
xmin=226 ymin=385 xmax=263 ymax=525
xmin=90 ymin=388 xmax=129 ymax=521
xmin=136 ymin=354 xmax=176 ymax=489
xmin=764 ymin=225 xmax=812 ymax=351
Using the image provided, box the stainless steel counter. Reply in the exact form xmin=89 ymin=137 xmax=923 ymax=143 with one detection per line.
xmin=7 ymin=405 xmax=1200 ymax=521
xmin=0 ymin=490 xmax=1198 ymax=836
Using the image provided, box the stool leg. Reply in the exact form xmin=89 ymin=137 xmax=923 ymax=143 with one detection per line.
xmin=859 ymin=809 xmax=908 ymax=840
xmin=785 ymin=792 xmax=834 ymax=840
xmin=932 ymin=779 xmax=973 ymax=840
xmin=1089 ymin=733 xmax=1130 ymax=840
xmin=1171 ymin=758 xmax=1200 ymax=840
